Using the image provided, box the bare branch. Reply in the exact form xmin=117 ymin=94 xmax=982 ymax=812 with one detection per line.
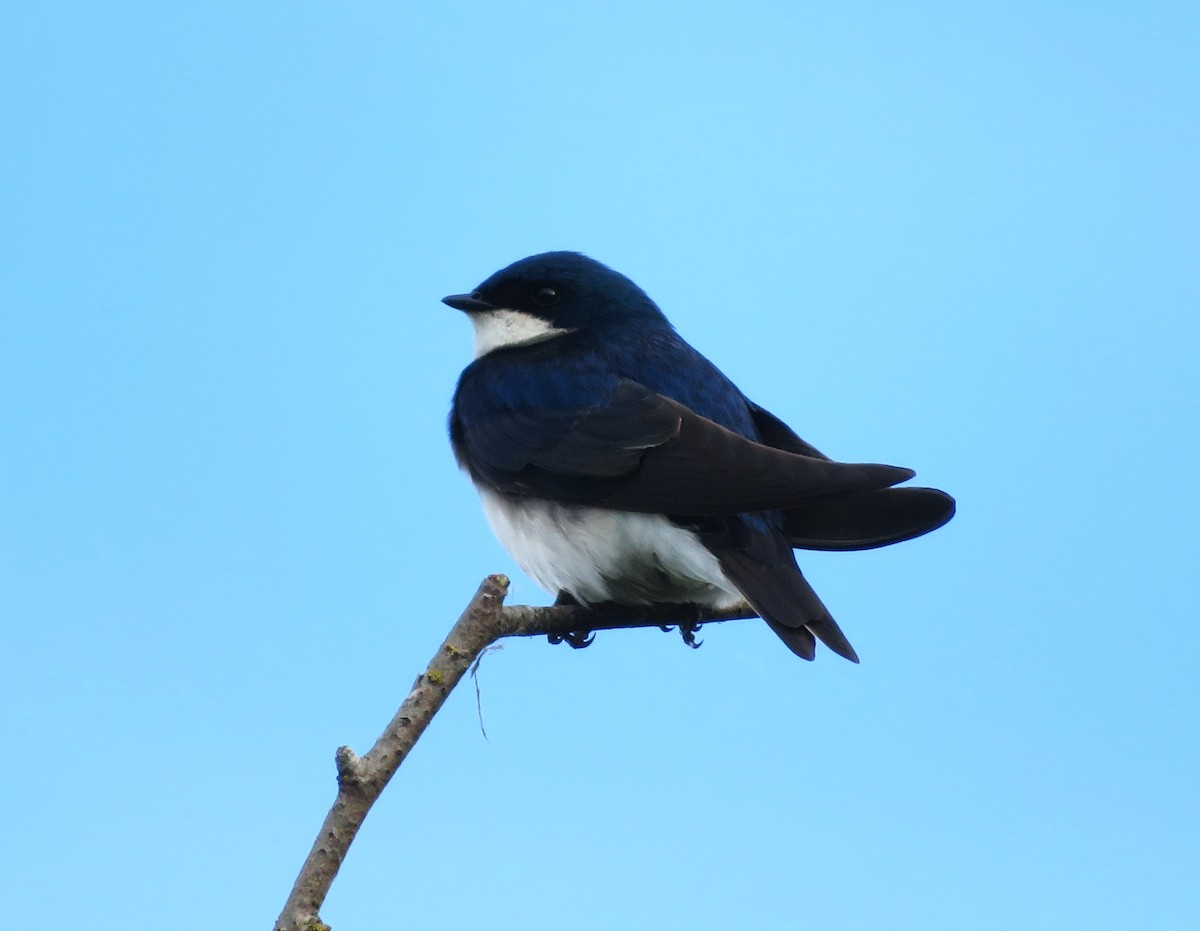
xmin=274 ymin=575 xmax=759 ymax=931
xmin=499 ymin=599 xmax=758 ymax=639
xmin=274 ymin=575 xmax=510 ymax=931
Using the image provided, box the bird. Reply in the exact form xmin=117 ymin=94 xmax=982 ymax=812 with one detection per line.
xmin=445 ymin=251 xmax=954 ymax=661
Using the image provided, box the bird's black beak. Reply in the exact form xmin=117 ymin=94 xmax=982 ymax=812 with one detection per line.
xmin=442 ymin=292 xmax=496 ymax=313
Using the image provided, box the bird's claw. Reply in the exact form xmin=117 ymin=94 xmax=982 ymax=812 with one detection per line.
xmin=657 ymin=621 xmax=704 ymax=648
xmin=548 ymin=630 xmax=596 ymax=649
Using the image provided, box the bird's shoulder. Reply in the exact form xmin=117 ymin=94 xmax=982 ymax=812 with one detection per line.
xmin=452 ymin=334 xmax=619 ymax=422
xmin=453 ymin=323 xmax=768 ymax=441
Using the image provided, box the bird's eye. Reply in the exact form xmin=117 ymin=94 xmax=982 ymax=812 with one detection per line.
xmin=533 ymin=286 xmax=559 ymax=306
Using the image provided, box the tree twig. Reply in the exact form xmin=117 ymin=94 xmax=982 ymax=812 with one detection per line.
xmin=273 ymin=574 xmax=759 ymax=931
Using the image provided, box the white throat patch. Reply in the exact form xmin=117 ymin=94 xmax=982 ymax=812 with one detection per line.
xmin=470 ymin=308 xmax=574 ymax=358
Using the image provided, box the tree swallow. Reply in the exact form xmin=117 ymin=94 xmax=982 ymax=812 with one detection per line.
xmin=445 ymin=252 xmax=954 ymax=661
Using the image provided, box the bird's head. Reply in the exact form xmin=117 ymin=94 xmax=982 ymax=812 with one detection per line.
xmin=443 ymin=251 xmax=669 ymax=358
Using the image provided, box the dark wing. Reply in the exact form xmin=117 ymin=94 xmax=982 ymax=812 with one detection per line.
xmin=463 ymin=380 xmax=678 ymax=477
xmin=746 ymin=399 xmax=956 ymax=550
xmin=463 ymin=379 xmax=914 ymax=516
xmin=781 ymin=487 xmax=956 ymax=551
xmin=745 ymin=398 xmax=830 ymax=459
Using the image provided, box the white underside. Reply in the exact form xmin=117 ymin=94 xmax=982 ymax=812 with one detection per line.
xmin=470 ymin=308 xmax=574 ymax=358
xmin=479 ymin=488 xmax=744 ymax=608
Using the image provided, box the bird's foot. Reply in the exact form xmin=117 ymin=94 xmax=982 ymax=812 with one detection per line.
xmin=678 ymin=620 xmax=703 ymax=649
xmin=659 ymin=605 xmax=704 ymax=649
xmin=548 ymin=592 xmax=595 ymax=647
xmin=547 ymin=629 xmax=596 ymax=649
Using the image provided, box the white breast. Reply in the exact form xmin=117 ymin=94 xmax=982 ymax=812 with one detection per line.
xmin=479 ymin=488 xmax=744 ymax=608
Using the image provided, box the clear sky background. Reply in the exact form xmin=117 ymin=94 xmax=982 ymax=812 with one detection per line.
xmin=3 ymin=3 xmax=1197 ymax=929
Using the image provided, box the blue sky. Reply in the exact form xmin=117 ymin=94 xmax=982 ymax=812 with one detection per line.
xmin=2 ymin=3 xmax=1197 ymax=929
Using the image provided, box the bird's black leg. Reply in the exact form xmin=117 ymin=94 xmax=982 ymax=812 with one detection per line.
xmin=678 ymin=621 xmax=703 ymax=649
xmin=677 ymin=603 xmax=703 ymax=649
xmin=674 ymin=604 xmax=704 ymax=649
xmin=548 ymin=591 xmax=596 ymax=649
xmin=656 ymin=604 xmax=704 ymax=648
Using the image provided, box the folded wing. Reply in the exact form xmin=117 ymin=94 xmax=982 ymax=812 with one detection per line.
xmin=745 ymin=399 xmax=956 ymax=550
xmin=463 ymin=379 xmax=914 ymax=516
